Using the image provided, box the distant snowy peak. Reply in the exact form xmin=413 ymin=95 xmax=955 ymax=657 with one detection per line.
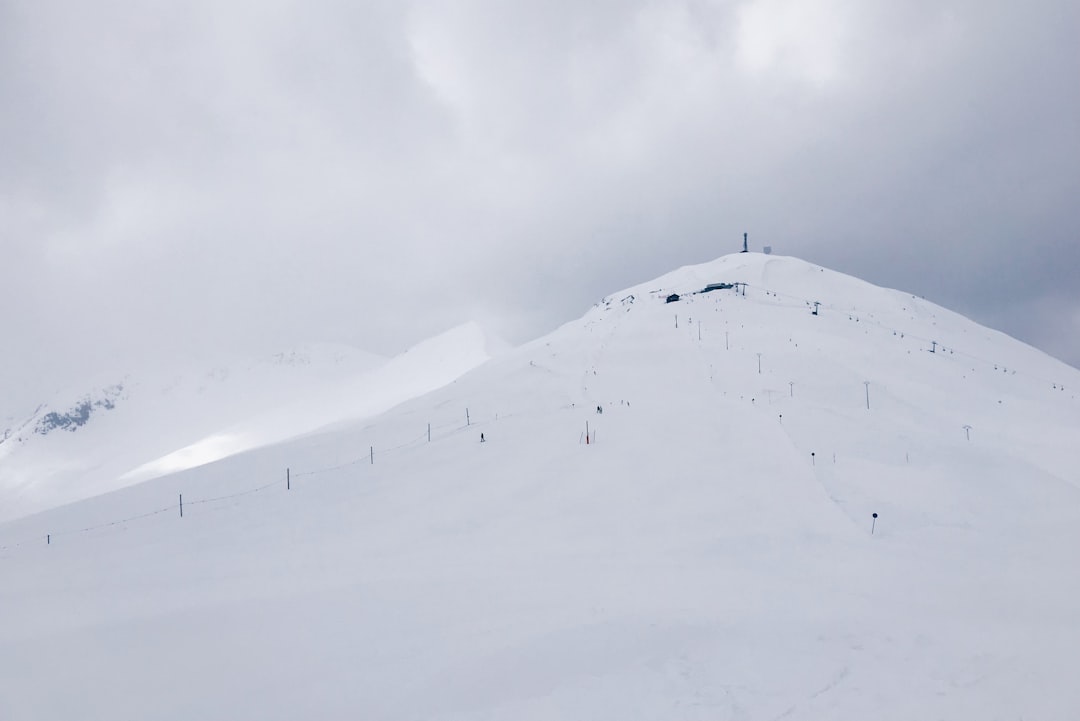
xmin=1 ymin=383 xmax=127 ymax=446
xmin=0 ymin=342 xmax=386 ymax=459
xmin=33 ymin=384 xmax=126 ymax=435
xmin=0 ymin=327 xmax=496 ymax=521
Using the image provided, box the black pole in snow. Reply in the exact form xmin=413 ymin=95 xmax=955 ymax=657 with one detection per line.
xmin=179 ymin=494 xmax=183 ymax=518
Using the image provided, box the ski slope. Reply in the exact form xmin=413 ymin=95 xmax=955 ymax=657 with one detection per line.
xmin=0 ymin=322 xmax=493 ymax=523
xmin=2 ymin=253 xmax=1078 ymax=720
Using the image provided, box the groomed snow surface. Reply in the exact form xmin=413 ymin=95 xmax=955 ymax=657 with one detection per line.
xmin=2 ymin=253 xmax=1079 ymax=720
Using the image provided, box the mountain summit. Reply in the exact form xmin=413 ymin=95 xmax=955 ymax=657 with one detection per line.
xmin=2 ymin=252 xmax=1079 ymax=719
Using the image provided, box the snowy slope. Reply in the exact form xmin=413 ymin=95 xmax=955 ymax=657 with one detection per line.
xmin=0 ymin=323 xmax=493 ymax=522
xmin=1 ymin=253 xmax=1078 ymax=720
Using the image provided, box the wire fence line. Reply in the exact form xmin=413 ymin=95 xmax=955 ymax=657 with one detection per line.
xmin=3 ymin=291 xmax=1072 ymax=552
xmin=0 ymin=409 xmax=520 ymax=554
xmin=50 ymin=504 xmax=178 ymax=539
xmin=0 ymin=398 xmax=583 ymax=554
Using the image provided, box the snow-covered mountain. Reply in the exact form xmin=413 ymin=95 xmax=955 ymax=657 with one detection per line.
xmin=0 ymin=324 xmax=495 ymax=522
xmin=2 ymin=253 xmax=1078 ymax=720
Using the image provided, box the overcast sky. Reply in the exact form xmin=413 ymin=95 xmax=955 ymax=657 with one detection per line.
xmin=2 ymin=0 xmax=1078 ymax=410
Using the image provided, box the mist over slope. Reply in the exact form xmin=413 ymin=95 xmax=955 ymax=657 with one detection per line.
xmin=0 ymin=323 xmax=494 ymax=522
xmin=2 ymin=253 xmax=1078 ymax=720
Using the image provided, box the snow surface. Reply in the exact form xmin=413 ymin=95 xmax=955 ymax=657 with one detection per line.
xmin=0 ymin=342 xmax=379 ymax=520
xmin=0 ymin=324 xmax=493 ymax=522
xmin=2 ymin=253 xmax=1079 ymax=720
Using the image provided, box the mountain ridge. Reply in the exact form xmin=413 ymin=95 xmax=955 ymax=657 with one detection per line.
xmin=2 ymin=252 xmax=1078 ymax=718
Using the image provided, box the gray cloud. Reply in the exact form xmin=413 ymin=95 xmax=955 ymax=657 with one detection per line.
xmin=2 ymin=0 xmax=1078 ymax=410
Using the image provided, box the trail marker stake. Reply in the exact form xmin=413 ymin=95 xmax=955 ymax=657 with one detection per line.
xmin=871 ymin=512 xmax=878 ymax=535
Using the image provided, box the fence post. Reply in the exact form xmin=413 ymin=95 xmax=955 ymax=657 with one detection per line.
xmin=427 ymin=423 xmax=431 ymax=442
xmin=179 ymin=493 xmax=184 ymax=518
xmin=466 ymin=408 xmax=470 ymax=426
xmin=47 ymin=534 xmax=50 ymax=545
xmin=287 ymin=467 xmax=290 ymax=491
xmin=370 ymin=446 xmax=374 ymax=465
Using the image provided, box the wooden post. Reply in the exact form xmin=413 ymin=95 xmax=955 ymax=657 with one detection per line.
xmin=370 ymin=446 xmax=374 ymax=465
xmin=287 ymin=467 xmax=290 ymax=490
xmin=466 ymin=408 xmax=470 ymax=426
xmin=179 ymin=493 xmax=184 ymax=518
xmin=586 ymin=420 xmax=590 ymax=445
xmin=427 ymin=423 xmax=431 ymax=442
xmin=47 ymin=534 xmax=50 ymax=545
